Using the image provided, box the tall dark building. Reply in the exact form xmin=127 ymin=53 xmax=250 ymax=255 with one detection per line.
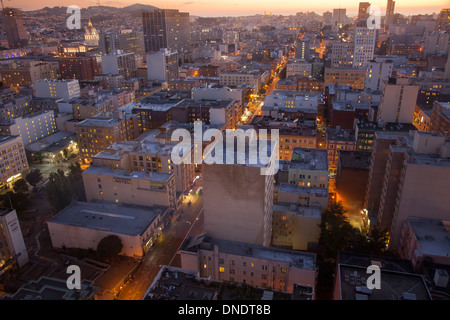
xmin=3 ymin=8 xmax=28 ymax=48
xmin=142 ymin=9 xmax=191 ymax=53
xmin=58 ymin=57 xmax=99 ymax=81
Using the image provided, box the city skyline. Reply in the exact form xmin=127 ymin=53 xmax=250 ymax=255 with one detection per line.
xmin=10 ymin=0 xmax=449 ymax=16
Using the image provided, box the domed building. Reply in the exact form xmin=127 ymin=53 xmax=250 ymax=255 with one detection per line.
xmin=84 ymin=19 xmax=99 ymax=47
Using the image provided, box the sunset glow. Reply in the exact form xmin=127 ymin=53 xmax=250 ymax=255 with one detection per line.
xmin=12 ymin=0 xmax=449 ymax=16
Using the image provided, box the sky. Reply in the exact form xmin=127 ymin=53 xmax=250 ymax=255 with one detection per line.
xmin=11 ymin=0 xmax=449 ymax=17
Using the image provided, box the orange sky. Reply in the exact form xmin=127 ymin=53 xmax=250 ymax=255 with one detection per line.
xmin=12 ymin=0 xmax=449 ymax=16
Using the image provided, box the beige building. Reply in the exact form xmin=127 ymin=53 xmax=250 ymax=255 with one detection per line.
xmin=75 ymin=111 xmax=139 ymax=163
xmin=47 ymin=201 xmax=170 ymax=258
xmin=377 ymin=78 xmax=419 ymax=124
xmin=272 ymin=183 xmax=328 ymax=250
xmin=83 ymin=166 xmax=177 ymax=209
xmin=92 ymin=132 xmax=195 ymax=194
xmin=324 ymin=68 xmax=366 ymax=90
xmin=364 ymin=130 xmax=450 ymax=249
xmin=219 ymin=71 xmax=261 ymax=92
xmin=288 ymin=147 xmax=329 ymax=189
xmin=0 ymin=135 xmax=29 ymax=188
xmin=202 ymin=131 xmax=277 ymax=247
xmin=179 ymin=234 xmax=317 ymax=294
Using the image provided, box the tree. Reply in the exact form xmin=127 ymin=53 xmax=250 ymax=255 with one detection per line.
xmin=0 ymin=191 xmax=29 ymax=212
xmin=13 ymin=179 xmax=28 ymax=193
xmin=319 ymin=202 xmax=359 ymax=260
xmin=68 ymin=162 xmax=86 ymax=202
xmin=26 ymin=169 xmax=43 ymax=187
xmin=46 ymin=169 xmax=73 ymax=212
xmin=97 ymin=235 xmax=123 ymax=259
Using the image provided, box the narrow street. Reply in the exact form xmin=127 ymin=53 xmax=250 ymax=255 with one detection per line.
xmin=116 ymin=192 xmax=204 ymax=300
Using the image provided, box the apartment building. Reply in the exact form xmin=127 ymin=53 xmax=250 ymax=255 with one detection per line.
xmin=33 ymin=78 xmax=81 ymax=100
xmin=330 ymin=42 xmax=354 ymax=69
xmin=364 ymin=130 xmax=450 ymax=249
xmin=0 ymin=135 xmax=29 ymax=188
xmin=75 ymin=111 xmax=139 ymax=163
xmin=101 ymin=51 xmax=136 ymax=80
xmin=219 ymin=71 xmax=261 ymax=92
xmin=0 ymin=60 xmax=57 ymax=89
xmin=324 ymin=68 xmax=367 ymax=90
xmin=171 ymin=99 xmax=242 ymax=130
xmin=377 ymin=77 xmax=419 ymax=124
xmin=179 ymin=234 xmax=317 ymax=294
xmin=202 ymin=130 xmax=277 ymax=246
xmin=92 ymin=132 xmax=195 ymax=194
xmin=0 ymin=110 xmax=57 ymax=146
xmin=83 ymin=166 xmax=177 ymax=209
xmin=430 ymin=101 xmax=450 ymax=136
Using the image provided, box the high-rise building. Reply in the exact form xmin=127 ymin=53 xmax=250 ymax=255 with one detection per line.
xmin=58 ymin=57 xmax=99 ymax=81
xmin=102 ymin=51 xmax=136 ymax=80
xmin=202 ymin=130 xmax=277 ymax=247
xmin=99 ymin=32 xmax=118 ymax=55
xmin=365 ymin=60 xmax=394 ymax=92
xmin=33 ymin=79 xmax=81 ymax=100
xmin=0 ymin=135 xmax=29 ymax=188
xmin=364 ymin=130 xmax=450 ymax=249
xmin=330 ymin=42 xmax=355 ymax=68
xmin=377 ymin=78 xmax=419 ymax=123
xmin=436 ymin=9 xmax=450 ymax=32
xmin=424 ymin=31 xmax=449 ymax=55
xmin=2 ymin=8 xmax=28 ymax=48
xmin=146 ymin=49 xmax=179 ymax=81
xmin=358 ymin=2 xmax=371 ymax=21
xmin=295 ymin=38 xmax=310 ymax=60
xmin=352 ymin=23 xmax=377 ymax=68
xmin=332 ymin=9 xmax=347 ymax=25
xmin=117 ymin=30 xmax=145 ymax=56
xmin=75 ymin=110 xmax=139 ymax=163
xmin=0 ymin=110 xmax=57 ymax=146
xmin=385 ymin=0 xmax=395 ymax=25
xmin=142 ymin=9 xmax=191 ymax=53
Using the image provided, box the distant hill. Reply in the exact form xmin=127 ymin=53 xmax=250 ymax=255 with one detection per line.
xmin=121 ymin=3 xmax=159 ymax=12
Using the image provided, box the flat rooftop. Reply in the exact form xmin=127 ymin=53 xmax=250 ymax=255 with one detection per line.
xmin=173 ymin=98 xmax=236 ymax=109
xmin=273 ymin=203 xmax=322 ymax=219
xmin=0 ymin=134 xmax=21 ymax=145
xmin=290 ymin=147 xmax=328 ymax=171
xmin=276 ymin=183 xmax=328 ymax=197
xmin=326 ymin=128 xmax=356 ymax=142
xmin=84 ymin=166 xmax=173 ymax=183
xmin=407 ymin=217 xmax=450 ymax=258
xmin=181 ymin=234 xmax=316 ymax=270
xmin=337 ymin=252 xmax=431 ymax=300
xmin=48 ymin=201 xmax=167 ymax=236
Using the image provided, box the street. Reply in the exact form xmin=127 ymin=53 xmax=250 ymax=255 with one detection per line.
xmin=116 ymin=190 xmax=204 ymax=300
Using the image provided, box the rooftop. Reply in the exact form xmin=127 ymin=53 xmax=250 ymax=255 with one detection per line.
xmin=407 ymin=217 xmax=450 ymax=258
xmin=181 ymin=234 xmax=316 ymax=270
xmin=273 ymin=203 xmax=322 ymax=219
xmin=337 ymin=252 xmax=431 ymax=300
xmin=290 ymin=147 xmax=328 ymax=171
xmin=48 ymin=201 xmax=168 ymax=236
xmin=84 ymin=166 xmax=173 ymax=183
xmin=0 ymin=134 xmax=21 ymax=145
